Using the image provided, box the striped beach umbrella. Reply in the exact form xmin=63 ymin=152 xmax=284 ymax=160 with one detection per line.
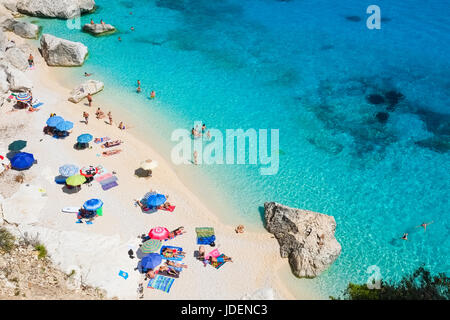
xmin=83 ymin=199 xmax=103 ymax=211
xmin=66 ymin=174 xmax=86 ymax=186
xmin=148 ymin=227 xmax=170 ymax=240
xmin=59 ymin=164 xmax=79 ymax=177
xmin=15 ymin=92 xmax=31 ymax=102
xmin=55 ymin=120 xmax=74 ymax=131
xmin=77 ymin=134 xmax=93 ymax=143
xmin=140 ymin=239 xmax=162 ymax=254
xmin=46 ymin=116 xmax=64 ymax=127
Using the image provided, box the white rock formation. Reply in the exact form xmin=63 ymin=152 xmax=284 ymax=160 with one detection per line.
xmin=264 ymin=202 xmax=341 ymax=278
xmin=40 ymin=33 xmax=88 ymax=66
xmin=0 ymin=67 xmax=8 ymax=93
xmin=82 ymin=23 xmax=115 ymax=35
xmin=68 ymin=79 xmax=103 ymax=103
xmin=16 ymin=0 xmax=95 ymax=19
xmin=5 ymin=46 xmax=28 ymax=70
xmin=0 ymin=16 xmax=40 ymax=39
xmin=4 ymin=64 xmax=32 ymax=91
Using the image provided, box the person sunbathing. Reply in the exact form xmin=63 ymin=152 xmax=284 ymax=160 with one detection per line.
xmin=118 ymin=122 xmax=126 ymax=130
xmin=102 ymin=140 xmax=122 ymax=148
xmin=95 ymin=108 xmax=104 ymax=119
xmin=162 ymin=247 xmax=185 ymax=258
xmin=173 ymin=227 xmax=186 ymax=236
xmin=197 ymin=246 xmax=208 ymax=267
xmin=102 ymin=149 xmax=122 ymax=156
xmin=165 ymin=260 xmax=187 ymax=269
xmin=210 ymin=255 xmax=233 ymax=263
xmin=134 ymin=199 xmax=147 ymax=210
xmin=159 ymin=201 xmax=173 ymax=210
xmin=158 ymin=265 xmax=179 ymax=276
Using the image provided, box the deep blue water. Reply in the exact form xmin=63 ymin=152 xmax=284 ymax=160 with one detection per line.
xmin=27 ymin=0 xmax=449 ymax=297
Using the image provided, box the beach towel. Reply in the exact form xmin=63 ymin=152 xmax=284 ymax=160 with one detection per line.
xmin=94 ymin=137 xmax=110 ymax=144
xmin=157 ymin=268 xmax=180 ymax=279
xmin=160 ymin=246 xmax=184 ymax=261
xmin=101 ymin=181 xmax=118 ymax=191
xmin=210 ymin=254 xmax=227 ymax=269
xmin=160 ymin=205 xmax=176 ymax=212
xmin=147 ymin=275 xmax=175 ymax=293
xmin=100 ymin=175 xmax=118 ymax=185
xmin=196 ymin=227 xmax=216 ymax=245
xmin=32 ymin=102 xmax=43 ymax=109
xmin=205 ymin=248 xmax=221 ymax=261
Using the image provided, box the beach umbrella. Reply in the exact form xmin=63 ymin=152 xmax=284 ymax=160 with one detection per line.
xmin=80 ymin=166 xmax=98 ymax=177
xmin=148 ymin=227 xmax=170 ymax=240
xmin=59 ymin=164 xmax=79 ymax=177
xmin=8 ymin=140 xmax=27 ymax=151
xmin=15 ymin=92 xmax=31 ymax=102
xmin=55 ymin=120 xmax=74 ymax=131
xmin=140 ymin=159 xmax=158 ymax=171
xmin=10 ymin=152 xmax=34 ymax=170
xmin=46 ymin=116 xmax=64 ymax=127
xmin=77 ymin=134 xmax=93 ymax=143
xmin=140 ymin=239 xmax=162 ymax=254
xmin=141 ymin=253 xmax=162 ymax=270
xmin=144 ymin=193 xmax=166 ymax=207
xmin=83 ymin=199 xmax=103 ymax=211
xmin=66 ymin=174 xmax=86 ymax=186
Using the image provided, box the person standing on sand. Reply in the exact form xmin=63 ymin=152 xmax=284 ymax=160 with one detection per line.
xmin=87 ymin=93 xmax=93 ymax=107
xmin=108 ymin=112 xmax=113 ymax=125
xmin=83 ymin=111 xmax=89 ymax=125
xmin=28 ymin=53 xmax=34 ymax=68
xmin=193 ymin=150 xmax=198 ymax=165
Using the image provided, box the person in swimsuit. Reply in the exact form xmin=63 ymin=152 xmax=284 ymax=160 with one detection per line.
xmin=416 ymin=221 xmax=434 ymax=232
xmin=144 ymin=268 xmax=155 ymax=280
xmin=87 ymin=93 xmax=93 ymax=107
xmin=401 ymin=233 xmax=408 ymax=241
xmin=83 ymin=111 xmax=89 ymax=125
xmin=118 ymin=36 xmax=122 ymax=42
xmin=90 ymin=19 xmax=94 ymax=25
xmin=28 ymin=53 xmax=34 ymax=67
xmin=150 ymin=91 xmax=155 ymax=99
xmin=95 ymin=107 xmax=104 ymax=119
xmin=84 ymin=72 xmax=92 ymax=77
xmin=107 ymin=111 xmax=113 ymax=125
xmin=131 ymin=26 xmax=135 ymax=31
xmin=118 ymin=122 xmax=126 ymax=130
xmin=235 ymin=225 xmax=244 ymax=233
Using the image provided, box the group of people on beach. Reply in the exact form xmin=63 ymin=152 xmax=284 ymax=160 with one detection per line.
xmin=82 ymin=93 xmax=127 ymax=130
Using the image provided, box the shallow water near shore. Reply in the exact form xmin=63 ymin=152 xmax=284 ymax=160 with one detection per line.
xmin=24 ymin=0 xmax=449 ymax=298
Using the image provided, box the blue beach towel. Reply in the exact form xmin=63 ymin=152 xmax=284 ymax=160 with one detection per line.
xmin=197 ymin=235 xmax=216 ymax=245
xmin=32 ymin=102 xmax=44 ymax=109
xmin=147 ymin=275 xmax=175 ymax=293
xmin=101 ymin=181 xmax=118 ymax=191
xmin=160 ymin=246 xmax=184 ymax=261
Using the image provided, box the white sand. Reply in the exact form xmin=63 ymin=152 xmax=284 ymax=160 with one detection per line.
xmin=0 ymin=31 xmax=321 ymax=300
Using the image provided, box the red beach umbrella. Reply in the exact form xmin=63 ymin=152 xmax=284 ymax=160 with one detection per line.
xmin=148 ymin=227 xmax=170 ymax=240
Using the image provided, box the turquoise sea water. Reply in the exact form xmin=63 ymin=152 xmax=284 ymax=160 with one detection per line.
xmin=26 ymin=0 xmax=449 ymax=298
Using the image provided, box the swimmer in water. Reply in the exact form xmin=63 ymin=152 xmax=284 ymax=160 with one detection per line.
xmin=137 ymin=86 xmax=141 ymax=93
xmin=84 ymin=72 xmax=92 ymax=77
xmin=118 ymin=37 xmax=122 ymax=42
xmin=416 ymin=221 xmax=434 ymax=232
xmin=90 ymin=19 xmax=94 ymax=25
xmin=131 ymin=27 xmax=135 ymax=31
xmin=150 ymin=90 xmax=155 ymax=99
xmin=401 ymin=233 xmax=408 ymax=241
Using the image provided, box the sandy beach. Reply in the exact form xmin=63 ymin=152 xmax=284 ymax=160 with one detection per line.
xmin=0 ymin=28 xmax=320 ymax=300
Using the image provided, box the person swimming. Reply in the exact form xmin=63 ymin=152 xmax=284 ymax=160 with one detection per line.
xmin=118 ymin=36 xmax=122 ymax=41
xmin=84 ymin=72 xmax=92 ymax=77
xmin=137 ymin=86 xmax=141 ymax=93
xmin=416 ymin=221 xmax=434 ymax=232
xmin=90 ymin=19 xmax=94 ymax=25
xmin=401 ymin=233 xmax=408 ymax=240
xmin=150 ymin=90 xmax=155 ymax=99
xmin=131 ymin=26 xmax=135 ymax=31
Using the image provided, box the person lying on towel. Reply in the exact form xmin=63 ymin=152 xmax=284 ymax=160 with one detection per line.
xmin=209 ymin=255 xmax=233 ymax=264
xmin=158 ymin=265 xmax=179 ymax=276
xmin=165 ymin=260 xmax=187 ymax=269
xmin=167 ymin=226 xmax=186 ymax=239
xmin=162 ymin=247 xmax=186 ymax=258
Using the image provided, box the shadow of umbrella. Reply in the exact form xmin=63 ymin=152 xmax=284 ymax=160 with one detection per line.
xmin=134 ymin=168 xmax=152 ymax=178
xmin=8 ymin=140 xmax=27 ymax=152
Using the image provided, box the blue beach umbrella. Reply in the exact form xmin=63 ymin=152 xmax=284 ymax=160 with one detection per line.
xmin=83 ymin=199 xmax=104 ymax=211
xmin=59 ymin=164 xmax=79 ymax=177
xmin=141 ymin=253 xmax=162 ymax=270
xmin=77 ymin=134 xmax=93 ymax=143
xmin=46 ymin=116 xmax=64 ymax=127
xmin=143 ymin=193 xmax=166 ymax=207
xmin=55 ymin=120 xmax=73 ymax=131
xmin=10 ymin=152 xmax=34 ymax=170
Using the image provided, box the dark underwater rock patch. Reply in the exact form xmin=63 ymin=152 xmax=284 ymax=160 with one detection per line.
xmin=376 ymin=112 xmax=389 ymax=123
xmin=120 ymin=1 xmax=134 ymax=8
xmin=366 ymin=94 xmax=385 ymax=105
xmin=384 ymin=90 xmax=404 ymax=107
xmin=415 ymin=137 xmax=450 ymax=153
xmin=320 ymin=44 xmax=334 ymax=51
xmin=415 ymin=108 xmax=450 ymax=136
xmin=346 ymin=16 xmax=362 ymax=22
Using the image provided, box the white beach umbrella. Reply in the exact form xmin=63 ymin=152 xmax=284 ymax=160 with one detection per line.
xmin=140 ymin=159 xmax=158 ymax=171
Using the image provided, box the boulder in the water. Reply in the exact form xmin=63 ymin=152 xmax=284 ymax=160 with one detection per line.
xmin=384 ymin=90 xmax=404 ymax=106
xmin=366 ymin=94 xmax=385 ymax=105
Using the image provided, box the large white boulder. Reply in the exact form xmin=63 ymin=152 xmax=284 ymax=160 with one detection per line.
xmin=82 ymin=23 xmax=115 ymax=35
xmin=264 ymin=202 xmax=342 ymax=278
xmin=5 ymin=47 xmax=28 ymax=71
xmin=40 ymin=33 xmax=88 ymax=66
xmin=0 ymin=67 xmax=9 ymax=93
xmin=4 ymin=64 xmax=33 ymax=91
xmin=0 ymin=0 xmax=18 ymax=12
xmin=16 ymin=0 xmax=95 ymax=19
xmin=68 ymin=79 xmax=103 ymax=103
xmin=0 ymin=16 xmax=40 ymax=39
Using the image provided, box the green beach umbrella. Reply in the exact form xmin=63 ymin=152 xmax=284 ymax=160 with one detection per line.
xmin=8 ymin=140 xmax=27 ymax=152
xmin=140 ymin=239 xmax=162 ymax=254
xmin=66 ymin=174 xmax=87 ymax=186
